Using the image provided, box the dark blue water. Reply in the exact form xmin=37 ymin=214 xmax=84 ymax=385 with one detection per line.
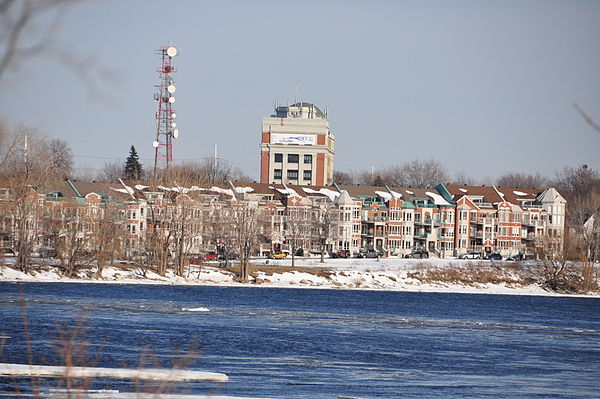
xmin=1 ymin=283 xmax=599 ymax=398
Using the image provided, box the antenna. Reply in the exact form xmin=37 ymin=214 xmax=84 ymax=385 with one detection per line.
xmin=295 ymin=80 xmax=299 ymax=104
xmin=153 ymin=44 xmax=180 ymax=177
xmin=23 ymin=134 xmax=28 ymax=165
xmin=214 ymin=143 xmax=218 ymax=170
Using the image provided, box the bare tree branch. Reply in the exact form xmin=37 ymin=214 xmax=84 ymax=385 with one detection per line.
xmin=574 ymin=102 xmax=600 ymax=134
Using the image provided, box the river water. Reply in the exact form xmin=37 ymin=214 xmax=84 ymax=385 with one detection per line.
xmin=1 ymin=283 xmax=599 ymax=398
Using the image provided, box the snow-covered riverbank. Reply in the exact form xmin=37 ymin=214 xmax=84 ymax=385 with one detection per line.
xmin=2 ymin=257 xmax=599 ymax=298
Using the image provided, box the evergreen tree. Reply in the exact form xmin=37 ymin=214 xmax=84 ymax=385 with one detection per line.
xmin=124 ymin=145 xmax=143 ymax=180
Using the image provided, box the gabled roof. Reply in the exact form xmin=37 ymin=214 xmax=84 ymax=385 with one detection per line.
xmin=445 ymin=184 xmax=504 ymax=204
xmin=537 ymin=187 xmax=566 ymax=204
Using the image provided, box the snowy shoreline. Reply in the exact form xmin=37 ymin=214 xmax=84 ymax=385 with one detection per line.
xmin=2 ymin=258 xmax=599 ymax=298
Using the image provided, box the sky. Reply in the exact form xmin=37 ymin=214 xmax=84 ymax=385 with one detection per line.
xmin=1 ymin=0 xmax=599 ymax=182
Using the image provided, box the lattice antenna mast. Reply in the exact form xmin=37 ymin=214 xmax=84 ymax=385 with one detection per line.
xmin=153 ymin=45 xmax=180 ymax=176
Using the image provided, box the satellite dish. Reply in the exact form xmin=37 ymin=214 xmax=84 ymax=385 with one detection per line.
xmin=167 ymin=85 xmax=176 ymax=94
xmin=168 ymin=96 xmax=175 ymax=103
xmin=166 ymin=46 xmax=178 ymax=57
xmin=173 ymin=129 xmax=179 ymax=138
xmin=171 ymin=112 xmax=176 ymax=118
xmin=152 ymin=140 xmax=159 ymax=148
xmin=171 ymin=122 xmax=177 ymax=128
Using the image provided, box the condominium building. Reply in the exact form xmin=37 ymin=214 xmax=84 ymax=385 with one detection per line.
xmin=0 ymin=179 xmax=567 ymax=261
xmin=260 ymin=102 xmax=335 ymax=186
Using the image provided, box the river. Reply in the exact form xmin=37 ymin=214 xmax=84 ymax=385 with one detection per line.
xmin=1 ymin=283 xmax=599 ymax=398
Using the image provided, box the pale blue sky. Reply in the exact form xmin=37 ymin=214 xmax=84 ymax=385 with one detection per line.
xmin=2 ymin=0 xmax=599 ymax=181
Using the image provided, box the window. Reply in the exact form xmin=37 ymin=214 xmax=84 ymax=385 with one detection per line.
xmin=304 ymin=154 xmax=312 ymax=164
xmin=288 ymin=154 xmax=299 ymax=163
xmin=303 ymin=170 xmax=312 ymax=181
xmin=274 ymin=153 xmax=283 ymax=162
xmin=274 ymin=169 xmax=282 ymax=179
xmin=287 ymin=169 xmax=299 ymax=180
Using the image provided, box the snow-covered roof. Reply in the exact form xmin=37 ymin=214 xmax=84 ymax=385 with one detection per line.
xmin=374 ymin=190 xmax=392 ymax=201
xmin=513 ymin=190 xmax=528 ymax=196
xmin=459 ymin=188 xmax=468 ymax=193
xmin=426 ymin=191 xmax=451 ymax=206
xmin=276 ymin=187 xmax=300 ymax=197
xmin=302 ymin=187 xmax=340 ymax=202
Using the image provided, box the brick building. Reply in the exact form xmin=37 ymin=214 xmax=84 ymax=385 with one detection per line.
xmin=259 ymin=102 xmax=335 ymax=186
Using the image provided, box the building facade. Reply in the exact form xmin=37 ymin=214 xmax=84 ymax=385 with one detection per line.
xmin=260 ymin=102 xmax=335 ymax=186
xmin=0 ymin=179 xmax=566 ymax=263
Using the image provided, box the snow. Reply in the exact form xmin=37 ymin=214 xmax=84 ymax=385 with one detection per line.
xmin=182 ymin=307 xmax=210 ymax=312
xmin=390 ymin=190 xmax=403 ymax=198
xmin=406 ymin=190 xmax=414 ymax=194
xmin=234 ymin=187 xmax=254 ymax=194
xmin=135 ymin=185 xmax=148 ymax=191
xmin=459 ymin=188 xmax=468 ymax=193
xmin=276 ymin=187 xmax=299 ymax=197
xmin=374 ymin=191 xmax=392 ymax=201
xmin=494 ymin=186 xmax=505 ymax=200
xmin=513 ymin=190 xmax=528 ymax=196
xmin=2 ymin=259 xmax=597 ymax=298
xmin=208 ymin=186 xmax=235 ymax=198
xmin=111 ymin=188 xmax=130 ymax=194
xmin=426 ymin=191 xmax=451 ymax=206
xmin=302 ymin=187 xmax=340 ymax=202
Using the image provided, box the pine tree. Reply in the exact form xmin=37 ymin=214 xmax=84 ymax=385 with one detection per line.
xmin=124 ymin=145 xmax=143 ymax=180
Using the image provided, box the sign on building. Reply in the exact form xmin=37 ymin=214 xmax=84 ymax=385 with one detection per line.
xmin=271 ymin=134 xmax=315 ymax=145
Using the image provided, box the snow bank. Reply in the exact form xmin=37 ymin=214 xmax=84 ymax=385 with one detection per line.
xmin=2 ymin=260 xmax=597 ymax=298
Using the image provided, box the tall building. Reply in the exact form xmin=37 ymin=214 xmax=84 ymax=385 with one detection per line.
xmin=260 ymin=102 xmax=335 ymax=186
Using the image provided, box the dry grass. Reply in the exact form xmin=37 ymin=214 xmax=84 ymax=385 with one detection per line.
xmin=247 ymin=264 xmax=334 ymax=280
xmin=407 ymin=263 xmax=538 ymax=287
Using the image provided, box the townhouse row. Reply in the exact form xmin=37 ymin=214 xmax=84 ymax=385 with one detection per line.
xmin=0 ymin=179 xmax=566 ymax=260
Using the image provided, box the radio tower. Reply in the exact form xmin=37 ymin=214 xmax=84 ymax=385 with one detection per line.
xmin=153 ymin=45 xmax=180 ymax=176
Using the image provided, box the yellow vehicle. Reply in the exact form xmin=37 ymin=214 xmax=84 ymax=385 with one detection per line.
xmin=269 ymin=251 xmax=287 ymax=259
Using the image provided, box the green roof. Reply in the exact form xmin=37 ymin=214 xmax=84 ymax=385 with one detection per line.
xmin=401 ymin=202 xmax=416 ymax=209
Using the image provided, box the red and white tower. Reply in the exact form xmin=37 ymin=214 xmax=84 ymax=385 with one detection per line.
xmin=153 ymin=45 xmax=180 ymax=175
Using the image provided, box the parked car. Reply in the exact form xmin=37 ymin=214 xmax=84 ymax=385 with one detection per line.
xmin=201 ymin=252 xmax=219 ymax=261
xmin=484 ymin=253 xmax=502 ymax=260
xmin=404 ymin=250 xmax=429 ymax=259
xmin=0 ymin=248 xmax=16 ymax=257
xmin=269 ymin=251 xmax=287 ymax=259
xmin=506 ymin=253 xmax=526 ymax=261
xmin=356 ymin=249 xmax=382 ymax=258
xmin=218 ymin=252 xmax=238 ymax=260
xmin=331 ymin=250 xmax=351 ymax=258
xmin=459 ymin=252 xmax=482 ymax=259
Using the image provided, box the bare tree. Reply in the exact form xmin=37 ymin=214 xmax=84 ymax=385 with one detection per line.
xmin=47 ymin=138 xmax=73 ymax=178
xmin=91 ymin=201 xmax=126 ymax=277
xmin=0 ymin=123 xmax=55 ymax=272
xmin=204 ymin=200 xmax=235 ymax=266
xmin=283 ymin=197 xmax=311 ymax=267
xmin=333 ymin=171 xmax=354 ymax=185
xmin=311 ymin=200 xmax=337 ymax=263
xmin=574 ymin=103 xmax=600 ymax=134
xmin=451 ymin=171 xmax=479 ymax=186
xmin=496 ymin=172 xmax=548 ymax=188
xmin=96 ymin=161 xmax=123 ymax=182
xmin=397 ymin=159 xmax=449 ymax=188
xmin=57 ymin=202 xmax=88 ymax=277
xmin=1 ymin=0 xmax=116 ymax=100
xmin=166 ymin=159 xmax=252 ymax=185
xmin=228 ymin=200 xmax=262 ymax=282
